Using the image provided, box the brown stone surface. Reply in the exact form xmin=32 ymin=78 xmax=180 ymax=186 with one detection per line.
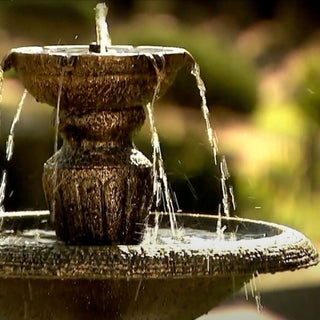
xmin=1 ymin=45 xmax=193 ymax=111
xmin=1 ymin=45 xmax=193 ymax=244
xmin=0 ymin=213 xmax=317 ymax=279
xmin=0 ymin=212 xmax=318 ymax=319
xmin=0 ymin=276 xmax=249 ymax=320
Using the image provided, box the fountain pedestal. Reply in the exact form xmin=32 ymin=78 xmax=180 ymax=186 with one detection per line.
xmin=43 ymin=106 xmax=152 ymax=244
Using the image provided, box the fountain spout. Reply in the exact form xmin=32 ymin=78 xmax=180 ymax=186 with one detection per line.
xmin=95 ymin=2 xmax=111 ymax=53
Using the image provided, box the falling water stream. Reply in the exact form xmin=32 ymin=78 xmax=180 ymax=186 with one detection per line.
xmin=0 ymin=89 xmax=28 ymax=212
xmin=250 ymin=273 xmax=263 ymax=312
xmin=0 ymin=68 xmax=3 ymax=103
xmin=51 ymin=69 xmax=65 ymax=220
xmin=6 ymin=90 xmax=28 ymax=162
xmin=191 ymin=63 xmax=219 ymax=164
xmin=241 ymin=273 xmax=262 ymax=313
xmin=190 ymin=63 xmax=235 ymax=217
xmin=0 ymin=171 xmax=7 ymax=213
xmin=144 ymin=54 xmax=236 ymax=239
xmin=145 ymin=52 xmax=178 ymax=239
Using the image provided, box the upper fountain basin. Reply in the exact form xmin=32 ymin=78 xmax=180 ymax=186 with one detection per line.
xmin=1 ymin=45 xmax=193 ymax=111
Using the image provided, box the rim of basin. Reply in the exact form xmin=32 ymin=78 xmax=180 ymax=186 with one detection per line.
xmin=5 ymin=45 xmax=189 ymax=58
xmin=0 ymin=211 xmax=317 ymax=280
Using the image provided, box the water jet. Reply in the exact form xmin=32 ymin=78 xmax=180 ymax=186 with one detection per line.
xmin=0 ymin=4 xmax=318 ymax=320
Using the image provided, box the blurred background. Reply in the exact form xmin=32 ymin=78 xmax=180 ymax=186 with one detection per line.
xmin=0 ymin=1 xmax=320 ymax=318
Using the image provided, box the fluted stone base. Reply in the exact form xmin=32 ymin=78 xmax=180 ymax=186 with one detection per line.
xmin=43 ymin=149 xmax=152 ymax=244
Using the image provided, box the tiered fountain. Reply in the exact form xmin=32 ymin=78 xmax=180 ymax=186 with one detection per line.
xmin=0 ymin=3 xmax=318 ymax=320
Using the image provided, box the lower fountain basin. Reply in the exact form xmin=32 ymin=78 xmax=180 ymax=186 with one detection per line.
xmin=0 ymin=211 xmax=317 ymax=320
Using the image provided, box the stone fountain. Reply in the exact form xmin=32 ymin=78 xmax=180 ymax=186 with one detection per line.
xmin=0 ymin=5 xmax=318 ymax=320
xmin=1 ymin=44 xmax=190 ymax=245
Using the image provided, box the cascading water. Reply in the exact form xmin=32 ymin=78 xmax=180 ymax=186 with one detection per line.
xmin=0 ymin=89 xmax=28 ymax=212
xmin=144 ymin=52 xmax=178 ymax=239
xmin=6 ymin=89 xmax=28 ymax=162
xmin=0 ymin=171 xmax=6 ymax=214
xmin=191 ymin=63 xmax=219 ymax=165
xmin=51 ymin=68 xmax=65 ymax=222
xmin=191 ymin=63 xmax=235 ymax=217
xmin=92 ymin=2 xmax=234 ymax=239
xmin=144 ymin=53 xmax=237 ymax=237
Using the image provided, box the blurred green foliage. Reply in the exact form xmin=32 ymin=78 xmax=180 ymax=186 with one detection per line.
xmin=113 ymin=18 xmax=258 ymax=113
xmin=233 ymin=47 xmax=320 ymax=241
xmin=294 ymin=53 xmax=320 ymax=123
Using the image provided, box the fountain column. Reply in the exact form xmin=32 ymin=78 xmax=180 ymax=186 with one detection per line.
xmin=43 ymin=104 xmax=152 ymax=245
